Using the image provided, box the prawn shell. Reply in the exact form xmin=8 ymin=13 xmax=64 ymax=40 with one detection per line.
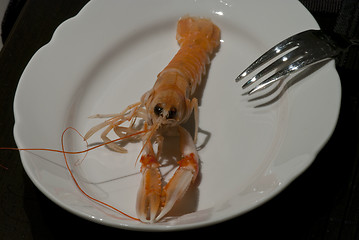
xmin=158 ymin=17 xmax=220 ymax=96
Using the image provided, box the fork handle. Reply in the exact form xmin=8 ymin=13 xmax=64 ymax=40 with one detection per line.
xmin=324 ymin=31 xmax=358 ymax=51
xmin=331 ymin=0 xmax=359 ymax=69
xmin=333 ymin=33 xmax=359 ymax=69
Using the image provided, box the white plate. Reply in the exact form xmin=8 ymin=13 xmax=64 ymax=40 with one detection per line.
xmin=14 ymin=0 xmax=341 ymax=231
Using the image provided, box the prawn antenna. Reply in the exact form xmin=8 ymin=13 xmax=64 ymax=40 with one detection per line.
xmin=135 ymin=119 xmax=162 ymax=166
xmin=0 ymin=127 xmax=150 ymax=221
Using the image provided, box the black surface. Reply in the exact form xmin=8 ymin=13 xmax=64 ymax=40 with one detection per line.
xmin=0 ymin=0 xmax=359 ymax=238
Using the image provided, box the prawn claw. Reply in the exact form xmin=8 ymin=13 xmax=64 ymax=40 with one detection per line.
xmin=136 ymin=154 xmax=162 ymax=223
xmin=156 ymin=153 xmax=198 ymax=221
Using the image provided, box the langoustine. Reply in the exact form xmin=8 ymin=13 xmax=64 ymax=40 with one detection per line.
xmin=85 ymin=16 xmax=220 ymax=223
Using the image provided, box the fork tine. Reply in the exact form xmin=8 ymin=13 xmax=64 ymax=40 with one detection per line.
xmin=242 ymin=48 xmax=303 ymax=89
xmin=247 ymin=53 xmax=318 ymax=95
xmin=235 ymin=36 xmax=298 ymax=82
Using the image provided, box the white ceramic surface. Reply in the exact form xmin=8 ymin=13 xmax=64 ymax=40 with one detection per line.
xmin=14 ymin=0 xmax=341 ymax=231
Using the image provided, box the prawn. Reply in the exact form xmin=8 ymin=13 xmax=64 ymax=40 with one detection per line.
xmin=78 ymin=16 xmax=220 ymax=223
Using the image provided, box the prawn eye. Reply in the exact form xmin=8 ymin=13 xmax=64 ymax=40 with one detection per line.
xmin=167 ymin=107 xmax=177 ymax=119
xmin=154 ymin=104 xmax=163 ymax=116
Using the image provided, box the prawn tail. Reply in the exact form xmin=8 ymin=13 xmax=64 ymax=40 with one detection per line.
xmin=159 ymin=16 xmax=221 ymax=94
xmin=176 ymin=16 xmax=221 ymax=52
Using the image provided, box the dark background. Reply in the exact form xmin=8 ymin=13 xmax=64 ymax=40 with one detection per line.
xmin=0 ymin=0 xmax=359 ymax=239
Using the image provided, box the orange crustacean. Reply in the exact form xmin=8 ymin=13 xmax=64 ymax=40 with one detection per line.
xmin=85 ymin=16 xmax=220 ymax=223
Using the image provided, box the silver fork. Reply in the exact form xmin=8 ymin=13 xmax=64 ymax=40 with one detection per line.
xmin=236 ymin=29 xmax=354 ymax=97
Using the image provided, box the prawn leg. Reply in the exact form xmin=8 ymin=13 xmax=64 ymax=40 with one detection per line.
xmin=156 ymin=126 xmax=199 ymax=221
xmin=84 ymin=102 xmax=142 ymax=140
xmin=186 ymin=97 xmax=198 ymax=143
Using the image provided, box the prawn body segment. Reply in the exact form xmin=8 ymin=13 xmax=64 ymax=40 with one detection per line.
xmin=84 ymin=16 xmax=220 ymax=223
xmin=144 ymin=16 xmax=220 ymax=135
